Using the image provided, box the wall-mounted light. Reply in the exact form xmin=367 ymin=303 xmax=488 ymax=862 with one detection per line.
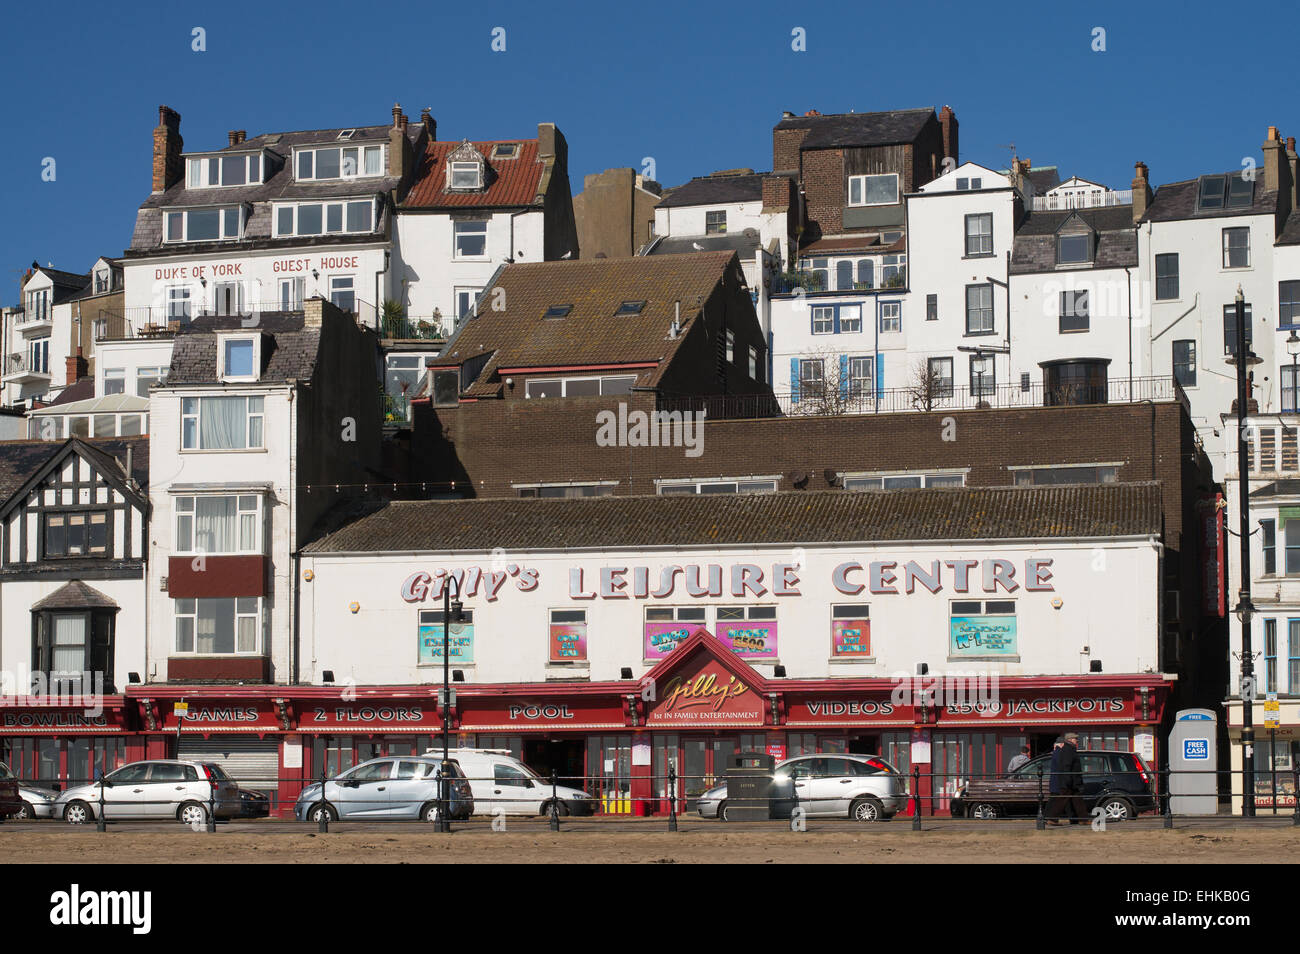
xmin=303 ymin=569 xmax=315 ymax=582
xmin=1051 ymin=598 xmax=1063 ymax=609
xmin=322 ymin=670 xmax=335 ymax=684
xmin=773 ymin=665 xmax=787 ymax=678
xmin=348 ymin=601 xmax=359 ymax=614
xmin=312 ymin=269 xmax=320 ymax=280
xmin=452 ymin=670 xmax=465 ymax=683
xmin=916 ymin=663 xmax=929 ymax=676
xmin=128 ymin=672 xmax=141 ymax=684
xmin=620 ymin=667 xmax=634 ymax=680
xmin=1089 ymin=660 xmax=1103 ymax=673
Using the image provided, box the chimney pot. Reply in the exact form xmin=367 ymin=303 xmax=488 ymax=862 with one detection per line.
xmin=392 ymin=103 xmax=402 ymax=127
xmin=1269 ymin=126 xmax=1280 ymax=141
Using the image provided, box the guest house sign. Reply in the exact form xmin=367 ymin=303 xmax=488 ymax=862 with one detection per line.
xmin=400 ymin=558 xmax=1055 ymax=603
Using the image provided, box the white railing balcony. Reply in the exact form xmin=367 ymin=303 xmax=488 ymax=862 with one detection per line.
xmin=1031 ymin=189 xmax=1133 ymax=211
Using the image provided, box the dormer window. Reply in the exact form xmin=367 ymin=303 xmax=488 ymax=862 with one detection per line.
xmin=1057 ymin=233 xmax=1092 ymax=265
xmin=219 ymin=334 xmax=259 ymax=382
xmin=164 ymin=206 xmax=243 ymax=243
xmin=449 ymin=161 xmax=484 ymax=190
xmin=296 ymin=144 xmax=384 ymax=181
xmin=187 ymin=154 xmax=262 ymax=188
xmin=94 ymin=269 xmax=110 ymax=293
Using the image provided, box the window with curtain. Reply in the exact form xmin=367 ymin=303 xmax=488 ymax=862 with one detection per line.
xmin=175 ymin=495 xmax=259 ymax=553
xmin=181 ymin=396 xmax=264 ymax=450
xmin=31 ymin=610 xmax=115 ymax=692
xmin=174 ymin=598 xmax=260 ymax=654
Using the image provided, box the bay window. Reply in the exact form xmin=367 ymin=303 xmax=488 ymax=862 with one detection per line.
xmin=180 ymin=395 xmax=264 ymax=450
xmin=295 ymin=144 xmax=383 ymax=181
xmin=164 ymin=206 xmax=242 ymax=243
xmin=174 ymin=598 xmax=261 ymax=655
xmin=32 ymin=610 xmax=115 ymax=692
xmin=274 ymin=200 xmax=373 ymax=237
xmin=175 ymin=495 xmax=261 ymax=554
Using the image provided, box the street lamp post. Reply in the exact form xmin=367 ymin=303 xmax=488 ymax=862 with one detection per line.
xmin=1287 ymin=330 xmax=1300 ymax=411
xmin=438 ymin=577 xmax=463 ymax=833
xmin=1230 ymin=286 xmax=1259 ymax=817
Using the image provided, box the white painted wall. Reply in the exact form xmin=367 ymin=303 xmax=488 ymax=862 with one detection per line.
xmin=94 ymin=339 xmax=175 ymax=397
xmin=300 ymin=537 xmax=1161 ymax=686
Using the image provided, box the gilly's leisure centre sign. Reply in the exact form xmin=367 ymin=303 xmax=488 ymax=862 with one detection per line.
xmin=400 ymin=557 xmax=1057 ymax=603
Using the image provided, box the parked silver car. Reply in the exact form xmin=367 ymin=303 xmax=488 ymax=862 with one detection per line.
xmin=697 ymin=753 xmax=909 ymax=821
xmin=295 ymin=756 xmax=474 ymax=822
xmin=54 ymin=760 xmax=241 ymax=825
xmin=0 ymin=761 xmax=58 ymax=819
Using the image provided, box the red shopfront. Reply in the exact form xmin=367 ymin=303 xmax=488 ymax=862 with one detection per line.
xmin=119 ymin=634 xmax=1173 ymax=818
xmin=0 ymin=697 xmax=139 ymax=790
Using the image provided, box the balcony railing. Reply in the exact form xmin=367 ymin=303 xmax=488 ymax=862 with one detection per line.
xmin=1030 ymin=189 xmax=1133 ymax=211
xmin=657 ymin=375 xmax=1183 ymax=420
xmin=3 ymin=352 xmax=52 ymax=378
xmin=380 ymin=315 xmax=450 ymax=341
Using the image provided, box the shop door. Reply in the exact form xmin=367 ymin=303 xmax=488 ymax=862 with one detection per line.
xmin=682 ymin=738 xmax=709 ymax=810
xmin=588 ymin=735 xmax=631 ymax=814
xmin=522 ymin=739 xmax=586 ymax=789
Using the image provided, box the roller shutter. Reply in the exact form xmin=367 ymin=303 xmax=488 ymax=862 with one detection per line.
xmin=177 ymin=737 xmax=280 ymax=790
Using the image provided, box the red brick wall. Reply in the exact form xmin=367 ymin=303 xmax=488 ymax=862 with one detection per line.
xmin=800 ymin=150 xmax=844 ymax=238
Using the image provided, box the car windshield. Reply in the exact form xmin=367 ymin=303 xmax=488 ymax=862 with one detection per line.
xmin=0 ymin=763 xmax=13 ymax=780
xmin=1013 ymin=758 xmax=1050 ymax=778
xmin=203 ymin=763 xmax=232 ymax=780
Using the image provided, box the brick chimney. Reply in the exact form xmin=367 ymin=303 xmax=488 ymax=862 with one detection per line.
xmin=1263 ymin=125 xmax=1283 ymax=195
xmin=939 ymin=105 xmax=959 ymax=168
xmin=66 ymin=347 xmax=88 ymax=386
xmin=388 ymin=103 xmax=410 ymax=180
xmin=1131 ymin=162 xmax=1152 ymax=223
xmin=227 ymin=130 xmax=246 ymax=146
xmin=420 ymin=107 xmax=436 ymax=141
xmin=152 ymin=105 xmax=183 ymax=194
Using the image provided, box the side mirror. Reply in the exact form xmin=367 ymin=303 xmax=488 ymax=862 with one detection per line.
xmin=101 ymin=779 xmax=114 ymax=788
xmin=524 ymin=779 xmax=535 ymax=789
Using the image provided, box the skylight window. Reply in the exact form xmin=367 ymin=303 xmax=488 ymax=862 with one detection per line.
xmin=1198 ymin=175 xmax=1227 ymax=210
xmin=615 ymin=300 xmax=646 ymax=316
xmin=337 ymin=129 xmax=356 ymax=141
xmin=1227 ymin=175 xmax=1254 ymax=208
xmin=544 ymin=304 xmax=573 ymax=318
xmin=492 ymin=144 xmax=518 ymax=159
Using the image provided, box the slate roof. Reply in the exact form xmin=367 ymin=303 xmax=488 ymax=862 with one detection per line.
xmin=775 ymin=109 xmax=935 ymax=150
xmin=1026 ymin=167 xmax=1062 ymax=194
xmin=1011 ymin=208 xmax=1138 ymax=274
xmin=304 ymin=482 xmax=1163 ymax=553
xmin=164 ymin=314 xmax=322 ymax=386
xmin=1250 ymin=480 xmax=1300 ymax=498
xmin=34 ymin=266 xmax=93 ymax=290
xmin=428 ymin=252 xmax=738 ymax=397
xmin=1141 ymin=174 xmax=1278 ymax=224
xmin=403 ymin=139 xmax=545 ymax=209
xmin=0 ymin=437 xmax=149 ymax=504
xmin=1277 ymin=210 xmax=1300 ymax=246
xmin=126 ymin=122 xmax=417 ymax=257
xmin=644 ymin=233 xmax=762 ymax=258
xmin=42 ymin=377 xmax=95 ymax=408
xmin=656 ymin=173 xmax=767 ymax=209
xmin=32 ymin=580 xmax=119 ymax=610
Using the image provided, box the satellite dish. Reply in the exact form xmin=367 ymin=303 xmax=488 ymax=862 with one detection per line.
xmin=788 ymin=469 xmax=809 ymax=487
xmin=823 ymin=468 xmax=840 ymax=487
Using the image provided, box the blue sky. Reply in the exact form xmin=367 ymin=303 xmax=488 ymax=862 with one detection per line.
xmin=3 ymin=0 xmax=1298 ymax=302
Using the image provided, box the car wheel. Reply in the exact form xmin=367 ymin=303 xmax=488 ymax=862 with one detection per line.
xmin=849 ymin=796 xmax=885 ymax=822
xmin=309 ymin=803 xmax=338 ymax=823
xmin=970 ymin=802 xmax=999 ymax=820
xmin=15 ymin=800 xmax=35 ymax=820
xmin=540 ymin=800 xmax=570 ymax=818
xmin=420 ymin=802 xmax=444 ymax=823
xmin=178 ymin=802 xmax=209 ymax=826
xmin=1099 ymin=797 xmax=1134 ymax=821
xmin=718 ymin=801 xmax=729 ymax=822
xmin=64 ymin=800 xmax=92 ymax=825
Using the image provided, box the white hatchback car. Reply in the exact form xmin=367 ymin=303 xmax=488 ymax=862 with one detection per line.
xmin=54 ymin=759 xmax=241 ymax=825
xmin=423 ymin=748 xmax=596 ymax=816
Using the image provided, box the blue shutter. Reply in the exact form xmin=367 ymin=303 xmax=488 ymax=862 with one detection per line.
xmin=790 ymin=357 xmax=800 ymax=404
xmin=839 ymin=354 xmax=849 ymax=401
xmin=832 ymin=306 xmax=841 ymax=335
xmin=876 ymin=355 xmax=884 ymax=400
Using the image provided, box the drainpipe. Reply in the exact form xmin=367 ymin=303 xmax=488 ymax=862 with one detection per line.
xmin=1126 ymin=266 xmax=1134 ymax=396
xmin=374 ymin=250 xmax=389 ymax=332
xmin=874 ymin=293 xmax=880 ymax=414
xmin=288 ymin=381 xmax=299 ymax=685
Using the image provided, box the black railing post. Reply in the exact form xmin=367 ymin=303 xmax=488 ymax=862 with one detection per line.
xmin=668 ymin=764 xmax=678 ymax=832
xmin=1035 ymin=768 xmax=1046 ymax=830
xmin=549 ymin=771 xmax=561 ymax=832
xmin=318 ymin=760 xmax=329 ymax=833
xmin=911 ymin=766 xmax=921 ymax=831
xmin=96 ymin=778 xmax=106 ymax=832
xmin=1162 ymin=766 xmax=1173 ymax=829
xmin=1293 ymin=767 xmax=1299 ymax=827
xmin=206 ymin=777 xmax=216 ymax=833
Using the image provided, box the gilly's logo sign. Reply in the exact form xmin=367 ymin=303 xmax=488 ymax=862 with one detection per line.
xmin=662 ymin=672 xmax=750 ymax=713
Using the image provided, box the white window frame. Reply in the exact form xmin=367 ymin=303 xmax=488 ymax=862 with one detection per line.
xmin=294 ymin=144 xmax=384 ymax=182
xmin=167 ymin=287 xmax=192 ymax=321
xmin=725 ymin=330 xmax=735 ymax=362
xmin=748 ymin=345 xmax=758 ymax=379
xmin=163 ymin=206 xmax=243 ymax=243
xmin=842 ymin=469 xmax=967 ymax=490
xmin=218 ymin=334 xmax=260 ymax=382
xmin=448 ymin=161 xmax=484 ymax=190
xmin=328 ymin=276 xmax=356 ymax=313
xmin=136 ymin=367 xmax=166 ymax=397
xmin=880 ymin=301 xmax=902 ymax=333
xmin=1222 ymin=227 xmax=1251 ymax=269
xmin=656 ymin=476 xmax=779 ymax=495
xmin=453 ymin=219 xmax=490 ymax=259
xmin=173 ymin=596 xmax=262 ymax=655
xmin=180 ymin=395 xmax=265 ymax=451
xmin=103 ymin=368 xmax=126 ymax=395
xmin=523 ymin=375 xmax=637 ymax=399
xmin=186 ymin=153 xmax=262 ymax=189
xmin=838 ymin=305 xmax=863 ymax=334
xmin=278 ymin=277 xmax=305 ymax=311
xmin=174 ymin=493 xmax=263 ymax=555
xmin=811 ymin=305 xmax=835 ymax=334
xmin=273 ymin=199 xmax=374 ymax=237
xmin=514 ymin=482 xmax=618 ymax=498
xmin=847 ymin=173 xmax=900 ymax=207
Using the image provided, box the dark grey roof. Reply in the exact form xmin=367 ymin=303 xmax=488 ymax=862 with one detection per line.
xmin=304 ymin=483 xmax=1162 ymax=554
xmin=125 ymin=123 xmax=419 ymax=257
xmin=45 ymin=377 xmax=95 ymax=407
xmin=1026 ymin=167 xmax=1062 ymax=194
xmin=1141 ymin=174 xmax=1278 ymax=224
xmin=0 ymin=437 xmax=149 ymax=505
xmin=34 ymin=266 xmax=92 ymax=290
xmin=775 ymin=109 xmax=935 ymax=150
xmin=644 ymin=232 xmax=762 ymax=258
xmin=1010 ymin=208 xmax=1138 ymax=274
xmin=1278 ymin=210 xmax=1300 ymax=246
xmin=32 ymin=580 xmax=119 ymax=610
xmin=164 ymin=314 xmax=322 ymax=385
xmin=657 ymin=173 xmax=767 ymax=209
xmin=1250 ymin=480 xmax=1300 ymax=498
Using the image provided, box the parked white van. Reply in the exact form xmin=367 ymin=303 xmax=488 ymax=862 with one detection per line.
xmin=422 ymin=748 xmax=596 ymax=816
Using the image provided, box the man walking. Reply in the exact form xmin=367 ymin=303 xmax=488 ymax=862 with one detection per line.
xmin=1046 ymin=733 xmax=1087 ymax=825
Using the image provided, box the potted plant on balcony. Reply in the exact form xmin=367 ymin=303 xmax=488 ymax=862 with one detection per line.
xmin=381 ymin=299 xmax=406 ymax=338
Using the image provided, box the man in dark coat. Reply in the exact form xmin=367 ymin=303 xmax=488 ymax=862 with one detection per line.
xmin=1046 ymin=733 xmax=1087 ymax=825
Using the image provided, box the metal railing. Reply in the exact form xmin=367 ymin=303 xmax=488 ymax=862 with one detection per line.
xmin=2 ymin=352 xmax=51 ymax=377
xmin=657 ymin=375 xmax=1183 ymax=420
xmin=1030 ymin=189 xmax=1133 ymax=211
xmin=379 ymin=316 xmax=450 ymax=341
